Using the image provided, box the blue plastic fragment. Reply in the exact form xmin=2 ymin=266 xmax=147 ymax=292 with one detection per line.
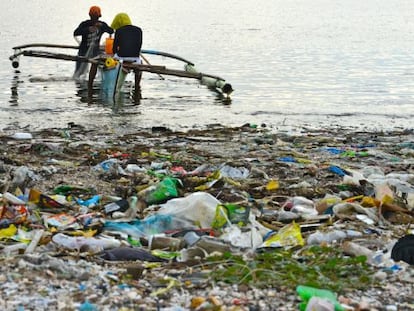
xmin=279 ymin=156 xmax=297 ymax=162
xmin=77 ymin=195 xmax=101 ymax=207
xmin=328 ymin=165 xmax=346 ymax=176
xmin=79 ymin=301 xmax=98 ymax=311
xmin=324 ymin=147 xmax=343 ymax=154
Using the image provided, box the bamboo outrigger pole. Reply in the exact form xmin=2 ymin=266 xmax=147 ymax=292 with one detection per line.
xmin=9 ymin=44 xmax=233 ymax=96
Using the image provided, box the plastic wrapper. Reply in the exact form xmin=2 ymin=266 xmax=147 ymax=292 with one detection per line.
xmin=261 ymin=221 xmax=304 ymax=248
xmin=211 ymin=203 xmax=250 ymax=229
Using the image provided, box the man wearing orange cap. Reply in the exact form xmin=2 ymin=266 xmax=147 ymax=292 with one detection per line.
xmin=73 ymin=6 xmax=113 ymax=93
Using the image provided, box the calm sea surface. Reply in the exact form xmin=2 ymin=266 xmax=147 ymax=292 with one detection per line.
xmin=1 ymin=0 xmax=413 ymax=133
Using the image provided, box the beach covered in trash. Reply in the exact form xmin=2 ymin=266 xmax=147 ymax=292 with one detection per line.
xmin=0 ymin=123 xmax=413 ymax=311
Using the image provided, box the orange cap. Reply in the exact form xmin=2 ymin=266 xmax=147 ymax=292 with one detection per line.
xmin=89 ymin=6 xmax=101 ymax=18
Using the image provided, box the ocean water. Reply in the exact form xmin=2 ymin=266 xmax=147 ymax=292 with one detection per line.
xmin=1 ymin=0 xmax=413 ymax=133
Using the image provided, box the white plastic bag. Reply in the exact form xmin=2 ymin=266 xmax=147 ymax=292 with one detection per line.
xmin=157 ymin=192 xmax=220 ymax=228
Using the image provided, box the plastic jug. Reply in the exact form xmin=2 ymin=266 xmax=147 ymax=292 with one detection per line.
xmin=105 ymin=36 xmax=114 ymax=55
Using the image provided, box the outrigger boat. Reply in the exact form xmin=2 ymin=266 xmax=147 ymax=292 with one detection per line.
xmin=9 ymin=43 xmax=233 ymax=101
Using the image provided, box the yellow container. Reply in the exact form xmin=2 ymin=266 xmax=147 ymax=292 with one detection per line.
xmin=105 ymin=37 xmax=114 ymax=55
xmin=105 ymin=57 xmax=117 ymax=69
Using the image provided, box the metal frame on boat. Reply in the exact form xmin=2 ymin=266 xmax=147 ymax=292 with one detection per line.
xmin=9 ymin=43 xmax=233 ymax=100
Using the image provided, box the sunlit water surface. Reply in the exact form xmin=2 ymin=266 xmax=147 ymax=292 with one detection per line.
xmin=1 ymin=0 xmax=413 ymax=133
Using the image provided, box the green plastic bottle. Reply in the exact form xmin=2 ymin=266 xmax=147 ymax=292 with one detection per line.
xmin=296 ymin=285 xmax=344 ymax=311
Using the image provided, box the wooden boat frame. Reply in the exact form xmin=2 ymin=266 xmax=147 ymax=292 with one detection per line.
xmin=9 ymin=43 xmax=234 ymax=100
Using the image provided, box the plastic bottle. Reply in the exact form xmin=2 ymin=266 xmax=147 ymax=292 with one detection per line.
xmin=105 ymin=36 xmax=114 ymax=55
xmin=296 ymin=285 xmax=344 ymax=311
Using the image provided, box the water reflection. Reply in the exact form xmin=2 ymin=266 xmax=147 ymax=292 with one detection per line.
xmin=75 ymin=80 xmax=141 ymax=112
xmin=74 ymin=80 xmax=90 ymax=104
xmin=213 ymin=90 xmax=232 ymax=105
xmin=9 ymin=70 xmax=21 ymax=106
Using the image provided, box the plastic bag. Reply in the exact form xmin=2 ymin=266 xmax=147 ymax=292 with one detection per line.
xmin=220 ymin=225 xmax=263 ymax=249
xmin=157 ymin=192 xmax=220 ymax=228
xmin=104 ymin=214 xmax=196 ymax=239
xmin=261 ymin=221 xmax=304 ymax=248
xmin=139 ymin=177 xmax=179 ymax=205
xmin=297 ymin=285 xmax=344 ymax=311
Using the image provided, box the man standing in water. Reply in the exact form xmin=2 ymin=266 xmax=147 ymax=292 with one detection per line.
xmin=111 ymin=13 xmax=143 ymax=101
xmin=73 ymin=6 xmax=113 ymax=95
